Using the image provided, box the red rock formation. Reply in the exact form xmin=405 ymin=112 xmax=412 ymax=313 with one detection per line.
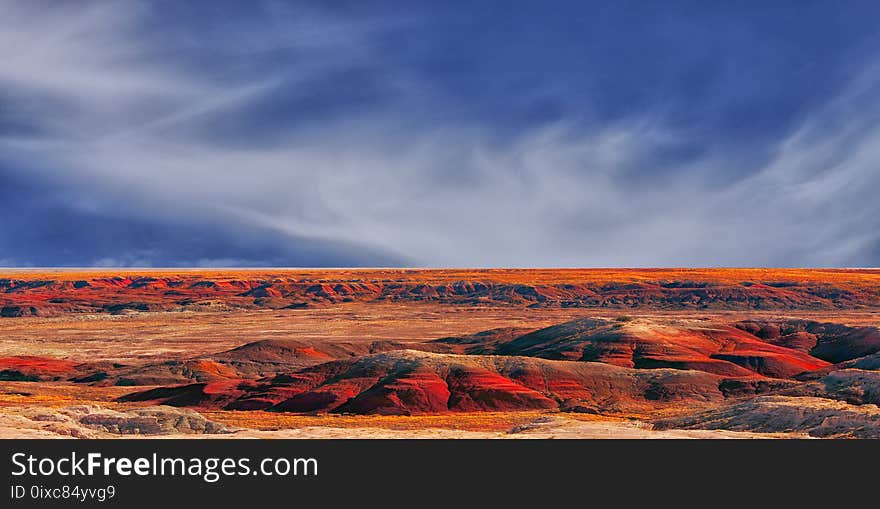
xmin=0 ymin=356 xmax=80 ymax=381
xmin=121 ymin=351 xmax=730 ymax=415
xmin=734 ymin=319 xmax=880 ymax=363
xmin=3 ymin=268 xmax=880 ymax=317
xmin=443 ymin=318 xmax=832 ymax=379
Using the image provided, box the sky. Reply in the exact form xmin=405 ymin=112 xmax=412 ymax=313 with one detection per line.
xmin=1 ymin=0 xmax=880 ymax=268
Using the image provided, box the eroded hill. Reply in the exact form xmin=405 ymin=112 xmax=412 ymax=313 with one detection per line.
xmin=3 ymin=268 xmax=880 ymax=317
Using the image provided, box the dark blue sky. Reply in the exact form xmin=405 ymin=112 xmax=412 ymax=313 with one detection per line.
xmin=1 ymin=1 xmax=879 ymax=267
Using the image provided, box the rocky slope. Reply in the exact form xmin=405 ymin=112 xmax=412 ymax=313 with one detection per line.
xmin=0 ymin=405 xmax=230 ymax=438
xmin=120 ymin=350 xmax=729 ymax=415
xmin=654 ymin=396 xmax=880 ymax=438
xmin=436 ymin=318 xmax=835 ymax=378
xmin=88 ymin=339 xmax=434 ymax=386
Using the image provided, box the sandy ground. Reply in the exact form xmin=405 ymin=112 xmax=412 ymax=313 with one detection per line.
xmin=0 ymin=405 xmax=800 ymax=439
xmin=0 ymin=304 xmax=596 ymax=362
xmin=219 ymin=418 xmax=802 ymax=439
xmin=1 ymin=303 xmax=876 ymax=362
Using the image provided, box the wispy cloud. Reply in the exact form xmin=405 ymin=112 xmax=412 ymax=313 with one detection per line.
xmin=0 ymin=1 xmax=878 ymax=267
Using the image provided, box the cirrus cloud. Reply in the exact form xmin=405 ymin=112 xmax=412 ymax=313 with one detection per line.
xmin=0 ymin=0 xmax=879 ymax=267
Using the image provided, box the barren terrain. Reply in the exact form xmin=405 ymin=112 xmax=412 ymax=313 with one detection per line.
xmin=2 ymin=269 xmax=879 ymax=438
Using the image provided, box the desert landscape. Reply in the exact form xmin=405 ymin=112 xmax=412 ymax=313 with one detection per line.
xmin=2 ymin=268 xmax=879 ymax=439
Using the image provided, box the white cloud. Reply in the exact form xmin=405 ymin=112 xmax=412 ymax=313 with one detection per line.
xmin=0 ymin=1 xmax=878 ymax=267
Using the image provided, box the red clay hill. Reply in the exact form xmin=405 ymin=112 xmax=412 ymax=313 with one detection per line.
xmin=112 ymin=316 xmax=880 ymax=416
xmin=3 ymin=310 xmax=878 ymax=421
xmin=120 ymin=350 xmax=731 ymax=415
